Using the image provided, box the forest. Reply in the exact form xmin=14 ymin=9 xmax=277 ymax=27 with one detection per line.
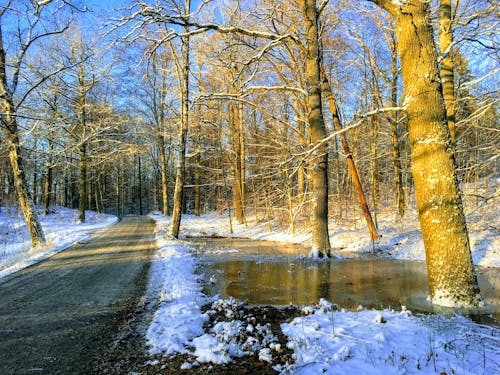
xmin=0 ymin=1 xmax=499 ymax=373
xmin=0 ymin=0 xmax=498 ymax=316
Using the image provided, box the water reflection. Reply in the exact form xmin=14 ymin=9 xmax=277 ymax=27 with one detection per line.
xmin=192 ymin=238 xmax=499 ymax=323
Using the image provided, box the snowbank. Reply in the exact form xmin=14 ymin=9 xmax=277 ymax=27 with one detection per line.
xmin=0 ymin=206 xmax=118 ymax=279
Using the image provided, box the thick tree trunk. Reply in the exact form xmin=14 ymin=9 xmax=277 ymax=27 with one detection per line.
xmin=373 ymin=0 xmax=481 ymax=307
xmin=439 ymin=0 xmax=457 ymax=148
xmin=300 ymin=0 xmax=331 ymax=257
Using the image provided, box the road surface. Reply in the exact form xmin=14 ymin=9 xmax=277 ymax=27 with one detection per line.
xmin=0 ymin=216 xmax=156 ymax=374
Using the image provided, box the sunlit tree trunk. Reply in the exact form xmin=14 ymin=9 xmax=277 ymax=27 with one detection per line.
xmin=300 ymin=0 xmax=331 ymax=257
xmin=7 ymin=129 xmax=46 ymax=246
xmin=157 ymin=129 xmax=169 ymax=215
xmin=230 ymin=100 xmax=245 ymax=223
xmin=170 ymin=0 xmax=191 ymax=238
xmin=371 ymin=0 xmax=481 ymax=307
xmin=0 ymin=26 xmax=45 ymax=247
xmin=389 ymin=25 xmax=405 ymax=218
xmin=294 ymin=98 xmax=307 ymax=198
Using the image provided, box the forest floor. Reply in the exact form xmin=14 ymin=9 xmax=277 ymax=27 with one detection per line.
xmin=0 ymin=182 xmax=498 ymax=374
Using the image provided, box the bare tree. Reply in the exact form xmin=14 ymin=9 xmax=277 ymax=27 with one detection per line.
xmin=0 ymin=1 xmax=73 ymax=247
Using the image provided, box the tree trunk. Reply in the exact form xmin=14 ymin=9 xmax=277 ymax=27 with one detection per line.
xmin=0 ymin=33 xmax=45 ymax=246
xmin=159 ymin=139 xmax=169 ymax=216
xmin=389 ymin=25 xmax=405 ymax=218
xmin=138 ymin=155 xmax=143 ymax=215
xmin=439 ymin=0 xmax=456 ymax=148
xmin=300 ymin=0 xmax=331 ymax=257
xmin=79 ymin=143 xmax=87 ymax=223
xmin=7 ymin=130 xmax=46 ymax=246
xmin=230 ymin=99 xmax=245 ymax=224
xmin=194 ymin=129 xmax=201 ymax=216
xmin=373 ymin=0 xmax=481 ymax=307
xmin=170 ymin=0 xmax=191 ymax=238
xmin=321 ymin=70 xmax=378 ymax=241
xmin=43 ymin=138 xmax=54 ymax=215
xmin=294 ymin=98 xmax=307 ymax=197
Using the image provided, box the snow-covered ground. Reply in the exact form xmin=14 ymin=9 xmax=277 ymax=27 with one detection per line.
xmin=0 ymin=184 xmax=497 ymax=373
xmin=0 ymin=206 xmax=118 ymax=279
xmin=146 ymin=208 xmax=499 ymax=375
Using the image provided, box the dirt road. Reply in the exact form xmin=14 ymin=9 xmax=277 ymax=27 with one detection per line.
xmin=0 ymin=216 xmax=156 ymax=374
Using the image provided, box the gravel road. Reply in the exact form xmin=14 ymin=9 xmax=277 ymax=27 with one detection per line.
xmin=0 ymin=216 xmax=156 ymax=374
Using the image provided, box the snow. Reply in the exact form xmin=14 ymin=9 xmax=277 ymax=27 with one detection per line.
xmin=282 ymin=300 xmax=499 ymax=375
xmin=145 ymin=214 xmax=209 ymax=356
xmin=2 ymin=180 xmax=495 ymax=374
xmin=0 ymin=205 xmax=118 ymax=279
xmin=145 ymin=193 xmax=499 ymax=374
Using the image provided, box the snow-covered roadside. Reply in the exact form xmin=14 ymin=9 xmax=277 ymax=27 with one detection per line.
xmin=146 ymin=214 xmax=500 ymax=374
xmin=145 ymin=214 xmax=209 ymax=356
xmin=0 ymin=206 xmax=118 ymax=279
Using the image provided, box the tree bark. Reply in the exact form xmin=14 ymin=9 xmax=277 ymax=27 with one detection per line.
xmin=194 ymin=128 xmax=201 ymax=216
xmin=170 ymin=0 xmax=191 ymax=238
xmin=300 ymin=0 xmax=331 ymax=257
xmin=389 ymin=25 xmax=405 ymax=218
xmin=371 ymin=0 xmax=481 ymax=307
xmin=43 ymin=137 xmax=54 ymax=215
xmin=79 ymin=143 xmax=87 ymax=222
xmin=230 ymin=100 xmax=245 ymax=223
xmin=294 ymin=98 xmax=307 ymax=198
xmin=0 ymin=28 xmax=45 ymax=247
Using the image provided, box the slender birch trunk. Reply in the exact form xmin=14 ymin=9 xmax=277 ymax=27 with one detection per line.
xmin=0 ymin=25 xmax=45 ymax=247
